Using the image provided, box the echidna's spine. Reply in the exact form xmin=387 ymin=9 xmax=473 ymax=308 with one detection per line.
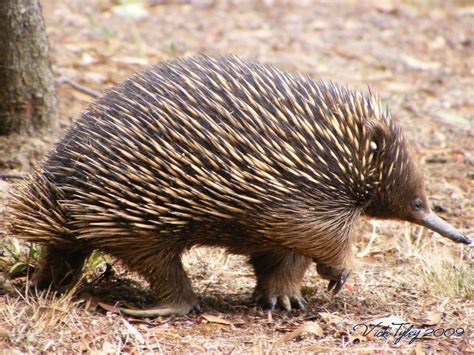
xmin=9 ymin=172 xmax=71 ymax=244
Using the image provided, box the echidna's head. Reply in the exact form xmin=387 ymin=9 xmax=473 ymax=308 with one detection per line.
xmin=364 ymin=123 xmax=471 ymax=245
xmin=365 ymin=149 xmax=426 ymax=220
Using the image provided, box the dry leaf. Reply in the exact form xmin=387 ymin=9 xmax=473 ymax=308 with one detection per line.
xmin=81 ymin=53 xmax=98 ymax=66
xmin=422 ymin=299 xmax=437 ymax=308
xmin=435 ymin=110 xmax=470 ymax=128
xmin=414 ymin=343 xmax=425 ymax=355
xmin=401 ymin=54 xmax=441 ymax=71
xmin=436 ymin=299 xmax=449 ymax=312
xmin=374 ymin=2 xmax=397 ymax=14
xmin=201 ymin=314 xmax=233 ymax=326
xmin=0 ymin=327 xmax=9 ymax=338
xmin=275 ymin=322 xmax=323 ymax=346
xmin=122 ymin=319 xmax=145 ymax=344
xmin=420 ymin=311 xmax=442 ymax=326
xmin=112 ymin=57 xmax=150 ymax=66
xmin=102 ymin=341 xmax=117 ymax=353
xmin=112 ymin=2 xmax=149 ymax=19
xmin=319 ymin=312 xmax=343 ymax=324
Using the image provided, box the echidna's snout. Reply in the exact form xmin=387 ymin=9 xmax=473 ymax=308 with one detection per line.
xmin=415 ymin=212 xmax=472 ymax=245
xmin=384 ymin=177 xmax=471 ymax=245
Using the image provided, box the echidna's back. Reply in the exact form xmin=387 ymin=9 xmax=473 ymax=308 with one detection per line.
xmin=10 ymin=56 xmax=395 ymax=245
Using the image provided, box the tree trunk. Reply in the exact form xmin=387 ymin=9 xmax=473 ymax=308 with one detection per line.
xmin=0 ymin=0 xmax=58 ymax=136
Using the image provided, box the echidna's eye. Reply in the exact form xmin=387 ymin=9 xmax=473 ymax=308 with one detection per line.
xmin=413 ymin=199 xmax=423 ymax=211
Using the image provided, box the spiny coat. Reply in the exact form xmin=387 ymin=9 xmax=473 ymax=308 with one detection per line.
xmin=9 ymin=56 xmax=470 ymax=316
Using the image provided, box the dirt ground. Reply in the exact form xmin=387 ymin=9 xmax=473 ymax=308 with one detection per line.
xmin=0 ymin=0 xmax=473 ymax=353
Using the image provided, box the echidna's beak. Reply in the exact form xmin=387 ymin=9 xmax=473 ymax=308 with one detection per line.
xmin=417 ymin=212 xmax=472 ymax=245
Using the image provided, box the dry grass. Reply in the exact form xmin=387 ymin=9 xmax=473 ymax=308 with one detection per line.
xmin=1 ymin=0 xmax=473 ymax=353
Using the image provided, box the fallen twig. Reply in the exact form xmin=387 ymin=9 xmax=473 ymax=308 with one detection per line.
xmin=0 ymin=173 xmax=26 ymax=180
xmin=60 ymin=78 xmax=101 ymax=98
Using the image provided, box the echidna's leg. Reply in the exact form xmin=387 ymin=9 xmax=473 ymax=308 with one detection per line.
xmin=33 ymin=245 xmax=91 ymax=290
xmin=107 ymin=246 xmax=198 ymax=317
xmin=314 ymin=242 xmax=353 ymax=294
xmin=250 ymin=252 xmax=312 ymax=311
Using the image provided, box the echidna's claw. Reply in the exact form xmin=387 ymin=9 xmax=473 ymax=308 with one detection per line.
xmin=327 ymin=280 xmax=337 ymax=292
xmin=332 ymin=270 xmax=351 ymax=294
xmin=290 ymin=296 xmax=307 ymax=310
xmin=255 ymin=294 xmax=307 ymax=311
xmin=279 ymin=295 xmax=292 ymax=311
xmin=193 ymin=303 xmax=203 ymax=313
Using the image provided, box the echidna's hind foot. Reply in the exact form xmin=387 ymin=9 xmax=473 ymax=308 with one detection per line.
xmin=108 ymin=246 xmax=198 ymax=317
xmin=33 ymin=245 xmax=91 ymax=290
xmin=250 ymin=252 xmax=312 ymax=311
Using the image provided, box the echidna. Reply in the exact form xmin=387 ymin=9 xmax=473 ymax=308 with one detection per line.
xmin=9 ymin=56 xmax=471 ymax=316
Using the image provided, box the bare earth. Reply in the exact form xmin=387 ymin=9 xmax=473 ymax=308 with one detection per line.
xmin=0 ymin=1 xmax=472 ymax=353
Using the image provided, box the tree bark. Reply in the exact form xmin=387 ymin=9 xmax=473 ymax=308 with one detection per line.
xmin=0 ymin=0 xmax=58 ymax=136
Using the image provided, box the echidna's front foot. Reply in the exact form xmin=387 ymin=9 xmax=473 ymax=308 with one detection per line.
xmin=253 ymin=290 xmax=307 ymax=311
xmin=316 ymin=264 xmax=351 ymax=295
xmin=250 ymin=252 xmax=312 ymax=311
